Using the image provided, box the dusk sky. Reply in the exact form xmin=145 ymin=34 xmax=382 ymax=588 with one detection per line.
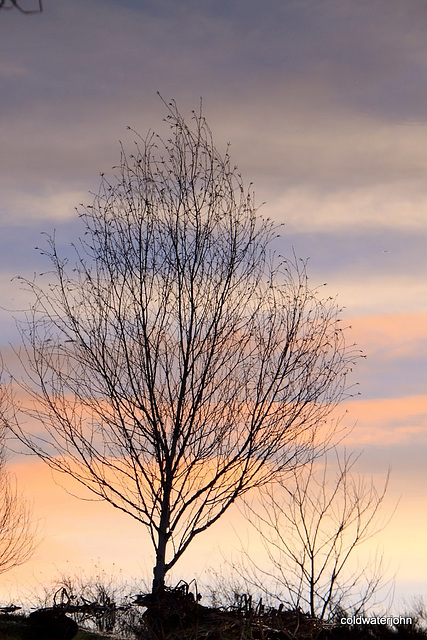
xmin=0 ymin=0 xmax=426 ymax=612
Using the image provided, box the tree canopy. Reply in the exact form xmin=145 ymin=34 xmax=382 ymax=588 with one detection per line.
xmin=7 ymin=100 xmax=358 ymax=592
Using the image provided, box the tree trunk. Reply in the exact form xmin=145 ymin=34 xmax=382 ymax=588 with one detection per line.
xmin=152 ymin=489 xmax=171 ymax=594
xmin=152 ymin=533 xmax=167 ymax=594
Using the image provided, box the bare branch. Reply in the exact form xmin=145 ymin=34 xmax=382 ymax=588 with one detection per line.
xmin=0 ymin=385 xmax=37 ymax=575
xmin=0 ymin=0 xmax=42 ymax=13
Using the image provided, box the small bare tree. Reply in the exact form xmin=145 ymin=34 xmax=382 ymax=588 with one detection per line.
xmin=239 ymin=450 xmax=391 ymax=620
xmin=0 ymin=398 xmax=36 ymax=577
xmin=7 ymin=100 xmax=358 ymax=593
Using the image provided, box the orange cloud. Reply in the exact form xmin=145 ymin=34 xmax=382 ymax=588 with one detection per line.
xmin=340 ymin=395 xmax=427 ymax=446
xmin=345 ymin=312 xmax=427 ymax=360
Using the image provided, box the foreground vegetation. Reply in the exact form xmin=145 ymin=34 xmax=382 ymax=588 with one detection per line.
xmin=1 ymin=586 xmax=426 ymax=640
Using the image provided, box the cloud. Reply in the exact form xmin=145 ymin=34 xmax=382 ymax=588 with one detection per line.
xmin=329 ymin=275 xmax=427 ymax=316
xmin=1 ymin=0 xmax=427 ymax=232
xmin=348 ymin=313 xmax=427 ymax=361
xmin=265 ymin=181 xmax=427 ymax=234
xmin=341 ymin=313 xmax=427 ymax=399
xmin=342 ymin=395 xmax=427 ymax=446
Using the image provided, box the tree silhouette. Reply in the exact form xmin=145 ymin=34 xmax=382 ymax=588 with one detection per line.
xmin=7 ymin=100 xmax=358 ymax=593
xmin=0 ymin=392 xmax=36 ymax=576
xmin=239 ymin=450 xmax=391 ymax=619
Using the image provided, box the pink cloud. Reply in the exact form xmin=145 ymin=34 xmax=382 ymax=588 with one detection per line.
xmin=345 ymin=312 xmax=427 ymax=360
xmin=341 ymin=395 xmax=427 ymax=446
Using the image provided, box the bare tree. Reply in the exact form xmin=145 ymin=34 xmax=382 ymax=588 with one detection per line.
xmin=7 ymin=100 xmax=358 ymax=593
xmin=239 ymin=450 xmax=391 ymax=620
xmin=0 ymin=0 xmax=42 ymax=13
xmin=0 ymin=404 xmax=36 ymax=576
